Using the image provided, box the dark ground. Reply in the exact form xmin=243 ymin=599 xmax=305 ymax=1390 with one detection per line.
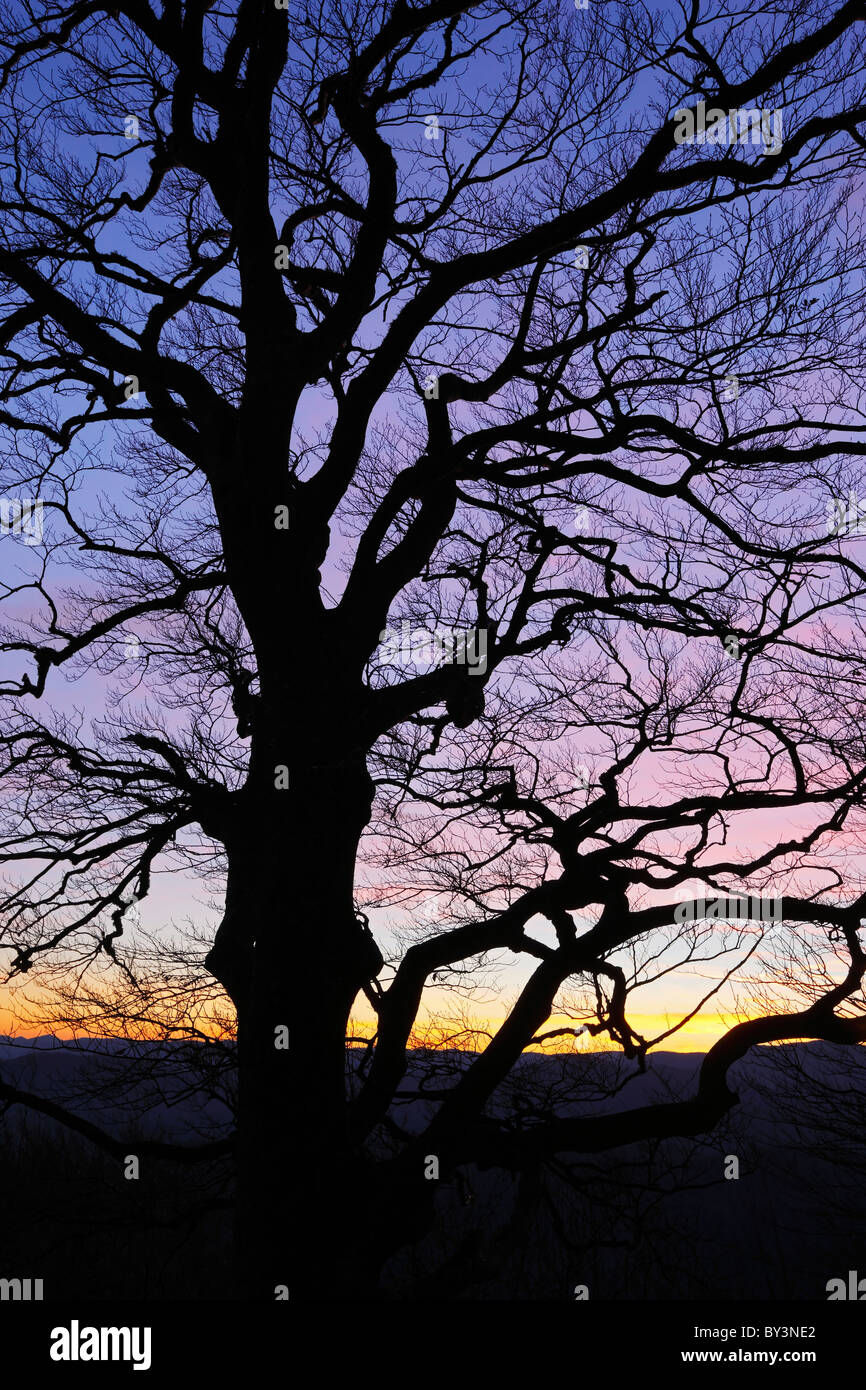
xmin=0 ymin=1038 xmax=862 ymax=1300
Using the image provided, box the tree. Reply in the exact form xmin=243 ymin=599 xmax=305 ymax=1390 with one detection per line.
xmin=1 ymin=0 xmax=866 ymax=1299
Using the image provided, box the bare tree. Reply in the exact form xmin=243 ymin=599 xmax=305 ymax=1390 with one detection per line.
xmin=1 ymin=0 xmax=866 ymax=1299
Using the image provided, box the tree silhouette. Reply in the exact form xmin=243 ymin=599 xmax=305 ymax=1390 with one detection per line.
xmin=1 ymin=0 xmax=866 ymax=1299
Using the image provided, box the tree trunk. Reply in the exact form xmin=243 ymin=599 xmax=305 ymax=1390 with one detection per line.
xmin=229 ymin=754 xmax=386 ymax=1300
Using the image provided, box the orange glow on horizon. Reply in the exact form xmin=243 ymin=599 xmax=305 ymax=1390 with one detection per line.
xmin=0 ymin=1007 xmax=739 ymax=1052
